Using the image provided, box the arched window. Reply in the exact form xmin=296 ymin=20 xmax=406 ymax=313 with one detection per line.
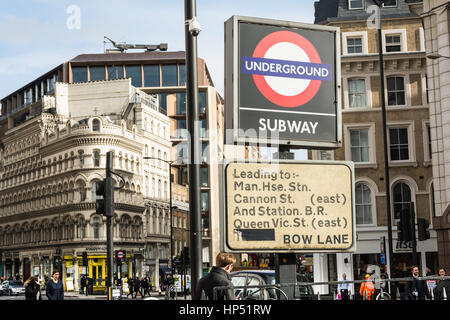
xmin=393 ymin=182 xmax=412 ymax=219
xmin=92 ymin=119 xmax=100 ymax=132
xmin=93 ymin=216 xmax=101 ymax=239
xmin=78 ymin=181 xmax=86 ymax=201
xmin=355 ymin=183 xmax=373 ymax=225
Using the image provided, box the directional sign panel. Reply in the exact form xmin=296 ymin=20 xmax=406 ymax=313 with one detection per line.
xmin=223 ymin=161 xmax=355 ymax=252
xmin=225 ymin=16 xmax=342 ymax=148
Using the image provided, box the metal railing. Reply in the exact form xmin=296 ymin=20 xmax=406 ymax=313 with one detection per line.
xmin=205 ymin=275 xmax=450 ymax=301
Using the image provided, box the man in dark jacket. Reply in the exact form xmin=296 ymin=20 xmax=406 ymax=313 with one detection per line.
xmin=433 ymin=268 xmax=450 ymax=300
xmin=194 ymin=252 xmax=236 ymax=300
xmin=405 ymin=266 xmax=431 ymax=300
xmin=133 ymin=277 xmax=141 ymax=298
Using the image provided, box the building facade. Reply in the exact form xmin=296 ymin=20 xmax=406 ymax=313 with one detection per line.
xmin=0 ymin=77 xmax=174 ymax=292
xmin=421 ymin=0 xmax=450 ymax=272
xmin=313 ymin=0 xmax=438 ymax=294
xmin=0 ymin=50 xmax=223 ymax=289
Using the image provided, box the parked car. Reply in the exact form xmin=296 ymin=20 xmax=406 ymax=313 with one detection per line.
xmin=230 ymin=270 xmax=315 ymax=300
xmin=0 ymin=281 xmax=25 ymax=296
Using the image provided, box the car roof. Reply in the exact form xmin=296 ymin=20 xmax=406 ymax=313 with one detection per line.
xmin=231 ymin=270 xmax=275 ymax=275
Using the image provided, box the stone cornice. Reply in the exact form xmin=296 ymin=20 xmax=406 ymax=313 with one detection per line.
xmin=0 ymin=202 xmax=145 ymax=224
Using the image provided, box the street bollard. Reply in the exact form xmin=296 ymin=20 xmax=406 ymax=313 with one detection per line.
xmin=430 ymin=288 xmax=434 ymax=300
xmin=443 ymin=287 xmax=447 ymax=300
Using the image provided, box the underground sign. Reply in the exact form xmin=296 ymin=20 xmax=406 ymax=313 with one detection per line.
xmin=225 ymin=16 xmax=341 ymax=148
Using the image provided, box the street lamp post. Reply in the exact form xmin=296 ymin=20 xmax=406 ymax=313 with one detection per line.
xmin=372 ymin=0 xmax=396 ymax=294
xmin=143 ymin=156 xmax=176 ymax=277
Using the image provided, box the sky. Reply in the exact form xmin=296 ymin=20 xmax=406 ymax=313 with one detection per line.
xmin=0 ymin=0 xmax=315 ymax=159
xmin=0 ymin=0 xmax=316 ymax=98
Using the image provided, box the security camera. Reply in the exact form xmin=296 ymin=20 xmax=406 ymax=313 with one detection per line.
xmin=188 ymin=16 xmax=202 ymax=36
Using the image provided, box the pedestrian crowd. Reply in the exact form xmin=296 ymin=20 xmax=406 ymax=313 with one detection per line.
xmin=336 ymin=265 xmax=450 ymax=301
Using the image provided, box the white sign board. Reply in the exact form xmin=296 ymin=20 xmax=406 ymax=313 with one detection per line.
xmin=222 ymin=161 xmax=355 ymax=252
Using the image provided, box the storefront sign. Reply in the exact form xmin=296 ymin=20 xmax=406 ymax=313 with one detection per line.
xmin=395 ymin=241 xmax=413 ymax=252
xmin=225 ymin=16 xmax=341 ymax=148
xmin=222 ymin=161 xmax=355 ymax=252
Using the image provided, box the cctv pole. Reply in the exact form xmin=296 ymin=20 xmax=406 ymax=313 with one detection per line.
xmin=374 ymin=1 xmax=395 ymax=294
xmin=185 ymin=0 xmax=203 ymax=299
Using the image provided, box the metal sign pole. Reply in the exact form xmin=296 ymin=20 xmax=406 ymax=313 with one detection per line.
xmin=274 ymin=146 xmax=296 ymax=300
xmin=106 ymin=152 xmax=114 ymax=300
xmin=375 ymin=2 xmax=395 ymax=295
xmin=185 ymin=0 xmax=202 ymax=299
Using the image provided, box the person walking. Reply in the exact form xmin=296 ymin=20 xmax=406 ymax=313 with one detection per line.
xmin=24 ymin=276 xmax=42 ymax=301
xmin=405 ymin=266 xmax=431 ymax=300
xmin=359 ymin=274 xmax=375 ymax=300
xmin=133 ymin=277 xmax=141 ymax=299
xmin=45 ymin=270 xmax=64 ymax=300
xmin=142 ymin=276 xmax=150 ymax=298
xmin=433 ymin=268 xmax=450 ymax=300
xmin=194 ymin=252 xmax=236 ymax=300
xmin=126 ymin=276 xmax=134 ymax=299
xmin=80 ymin=275 xmax=86 ymax=295
xmin=337 ymin=273 xmax=351 ymax=300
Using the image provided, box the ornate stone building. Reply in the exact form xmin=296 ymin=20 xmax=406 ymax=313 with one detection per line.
xmin=0 ymin=78 xmax=174 ymax=292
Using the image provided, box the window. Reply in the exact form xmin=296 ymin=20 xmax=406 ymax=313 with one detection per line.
xmin=200 ymin=167 xmax=209 ymax=187
xmin=92 ymin=119 xmax=100 ymax=132
xmin=176 ymin=119 xmax=187 ymax=139
xmin=200 ymin=119 xmax=207 ymax=138
xmin=72 ymin=67 xmax=87 ymax=83
xmin=93 ymin=151 xmax=100 ymax=167
xmin=48 ymin=76 xmax=55 ymax=93
xmin=177 ymin=143 xmax=188 ymax=163
xmin=176 ymin=93 xmax=187 ymax=115
xmin=348 ymin=79 xmax=366 ymax=108
xmin=347 ymin=37 xmax=363 ymax=54
xmin=385 ymin=35 xmax=401 ymax=52
xmin=108 ymin=65 xmax=123 ymax=80
xmin=179 ymin=64 xmax=186 ymax=86
xmin=162 ymin=65 xmax=178 ymax=86
xmin=387 ymin=76 xmax=405 ymax=106
xmin=349 ymin=0 xmax=363 ymax=9
xmin=350 ymin=129 xmax=370 ymax=162
xmin=93 ymin=216 xmax=101 ymax=239
xmin=383 ymin=0 xmax=397 ymax=7
xmin=178 ymin=167 xmax=188 ymax=186
xmin=393 ymin=182 xmax=412 ymax=219
xmin=201 ymin=192 xmax=209 ymax=212
xmin=125 ymin=65 xmax=142 ymax=87
xmin=144 ymin=65 xmax=160 ymax=87
xmin=355 ymin=184 xmax=373 ymax=225
xmin=89 ymin=66 xmax=105 ymax=81
xmin=158 ymin=93 xmax=167 ymax=115
xmin=389 ymin=127 xmax=409 ymax=161
xmin=199 ymin=91 xmax=207 ymax=114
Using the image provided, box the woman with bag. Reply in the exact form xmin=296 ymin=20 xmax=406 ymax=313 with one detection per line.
xmin=24 ymin=276 xmax=42 ymax=301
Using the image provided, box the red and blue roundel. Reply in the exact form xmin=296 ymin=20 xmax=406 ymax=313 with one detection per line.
xmin=242 ymin=31 xmax=331 ymax=108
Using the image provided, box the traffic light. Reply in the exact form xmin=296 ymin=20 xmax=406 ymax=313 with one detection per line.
xmin=182 ymin=247 xmax=189 ymax=264
xmin=82 ymin=251 xmax=88 ymax=266
xmin=95 ymin=178 xmax=114 ymax=217
xmin=397 ymin=208 xmax=412 ymax=242
xmin=418 ymin=218 xmax=430 ymax=241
